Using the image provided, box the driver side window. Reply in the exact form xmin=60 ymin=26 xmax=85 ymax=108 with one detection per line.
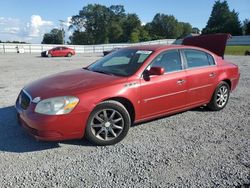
xmin=150 ymin=50 xmax=182 ymax=73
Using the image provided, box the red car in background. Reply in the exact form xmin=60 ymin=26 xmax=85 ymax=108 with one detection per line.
xmin=41 ymin=46 xmax=75 ymax=57
xmin=17 ymin=34 xmax=240 ymax=145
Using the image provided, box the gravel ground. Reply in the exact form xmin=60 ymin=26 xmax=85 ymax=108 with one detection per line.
xmin=0 ymin=53 xmax=249 ymax=187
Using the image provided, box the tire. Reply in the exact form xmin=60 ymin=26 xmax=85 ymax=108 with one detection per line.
xmin=67 ymin=53 xmax=72 ymax=57
xmin=48 ymin=53 xmax=52 ymax=58
xmin=207 ymin=81 xmax=230 ymax=111
xmin=85 ymin=100 xmax=131 ymax=146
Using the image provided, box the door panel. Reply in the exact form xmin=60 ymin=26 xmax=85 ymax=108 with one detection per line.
xmin=52 ymin=48 xmax=60 ymax=56
xmin=61 ymin=48 xmax=68 ymax=56
xmin=58 ymin=48 xmax=64 ymax=56
xmin=139 ymin=71 xmax=187 ymax=118
xmin=186 ymin=67 xmax=218 ymax=105
xmin=182 ymin=49 xmax=218 ymax=106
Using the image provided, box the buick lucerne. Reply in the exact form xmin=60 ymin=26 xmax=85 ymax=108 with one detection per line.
xmin=16 ymin=34 xmax=240 ymax=145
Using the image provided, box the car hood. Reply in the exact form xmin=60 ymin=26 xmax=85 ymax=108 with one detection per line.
xmin=24 ymin=69 xmax=126 ymax=99
xmin=182 ymin=33 xmax=231 ymax=58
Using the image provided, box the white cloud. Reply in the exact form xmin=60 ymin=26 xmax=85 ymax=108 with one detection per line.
xmin=0 ymin=15 xmax=75 ymax=43
xmin=0 ymin=17 xmax=19 ymax=26
xmin=0 ymin=17 xmax=22 ymax=41
xmin=0 ymin=15 xmax=54 ymax=43
xmin=3 ymin=27 xmax=20 ymax=34
xmin=67 ymin=17 xmax=72 ymax=27
xmin=62 ymin=17 xmax=72 ymax=27
xmin=28 ymin=15 xmax=53 ymax=37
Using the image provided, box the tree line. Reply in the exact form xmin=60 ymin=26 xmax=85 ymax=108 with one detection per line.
xmin=66 ymin=4 xmax=194 ymax=45
xmin=0 ymin=40 xmax=27 ymax=44
xmin=42 ymin=1 xmax=250 ymax=45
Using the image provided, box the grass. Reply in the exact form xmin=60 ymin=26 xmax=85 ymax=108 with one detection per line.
xmin=225 ymin=45 xmax=250 ymax=55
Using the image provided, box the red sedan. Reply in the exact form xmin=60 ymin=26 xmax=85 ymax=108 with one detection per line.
xmin=41 ymin=46 xmax=75 ymax=57
xmin=16 ymin=34 xmax=240 ymax=145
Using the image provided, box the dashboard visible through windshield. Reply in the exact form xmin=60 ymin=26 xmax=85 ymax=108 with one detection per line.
xmin=87 ymin=49 xmax=153 ymax=76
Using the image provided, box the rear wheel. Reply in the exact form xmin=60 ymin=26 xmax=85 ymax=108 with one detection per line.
xmin=85 ymin=100 xmax=131 ymax=145
xmin=48 ymin=53 xmax=52 ymax=57
xmin=207 ymin=81 xmax=230 ymax=111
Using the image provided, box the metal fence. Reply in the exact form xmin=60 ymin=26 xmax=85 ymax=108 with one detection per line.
xmin=0 ymin=39 xmax=175 ymax=54
xmin=0 ymin=35 xmax=249 ymax=54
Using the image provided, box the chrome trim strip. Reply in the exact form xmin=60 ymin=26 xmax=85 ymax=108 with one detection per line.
xmin=16 ymin=89 xmax=32 ymax=111
xmin=22 ymin=89 xmax=32 ymax=101
xmin=140 ymin=69 xmax=185 ymax=79
xmin=184 ymin=64 xmax=217 ymax=71
xmin=144 ymin=90 xmax=187 ymax=102
xmin=188 ymin=84 xmax=213 ymax=91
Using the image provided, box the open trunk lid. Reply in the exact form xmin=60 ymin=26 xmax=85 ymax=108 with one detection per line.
xmin=182 ymin=33 xmax=231 ymax=58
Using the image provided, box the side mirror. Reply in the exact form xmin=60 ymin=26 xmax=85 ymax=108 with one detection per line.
xmin=149 ymin=67 xmax=165 ymax=75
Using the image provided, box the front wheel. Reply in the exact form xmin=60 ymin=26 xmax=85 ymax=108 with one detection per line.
xmin=48 ymin=53 xmax=52 ymax=57
xmin=67 ymin=53 xmax=72 ymax=57
xmin=85 ymin=100 xmax=131 ymax=146
xmin=207 ymin=81 xmax=230 ymax=111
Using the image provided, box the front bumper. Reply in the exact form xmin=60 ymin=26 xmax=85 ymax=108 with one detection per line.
xmin=16 ymin=95 xmax=89 ymax=141
xmin=41 ymin=51 xmax=48 ymax=57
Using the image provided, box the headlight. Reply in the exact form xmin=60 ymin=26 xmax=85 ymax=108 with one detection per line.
xmin=35 ymin=96 xmax=79 ymax=115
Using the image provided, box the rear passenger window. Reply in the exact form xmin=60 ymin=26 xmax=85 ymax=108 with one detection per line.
xmin=184 ymin=49 xmax=214 ymax=68
xmin=150 ymin=50 xmax=182 ymax=73
xmin=207 ymin=53 xmax=215 ymax=65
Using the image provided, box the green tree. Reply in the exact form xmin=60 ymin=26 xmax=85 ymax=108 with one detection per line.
xmin=42 ymin=29 xmax=64 ymax=44
xmin=70 ymin=4 xmax=130 ymax=44
xmin=129 ymin=29 xmax=140 ymax=43
xmin=69 ymin=4 xmax=192 ymax=44
xmin=243 ymin=19 xmax=250 ymax=35
xmin=108 ymin=23 xmax=123 ymax=43
xmin=68 ymin=31 xmax=93 ymax=45
xmin=70 ymin=4 xmax=111 ymax=44
xmin=108 ymin=5 xmax=126 ymax=43
xmin=178 ymin=22 xmax=192 ymax=38
xmin=192 ymin=27 xmax=200 ymax=34
xmin=146 ymin=13 xmax=184 ymax=39
xmin=139 ymin=26 xmax=151 ymax=41
xmin=69 ymin=4 xmax=147 ymax=44
xmin=122 ymin=13 xmax=141 ymax=42
xmin=202 ymin=1 xmax=242 ymax=35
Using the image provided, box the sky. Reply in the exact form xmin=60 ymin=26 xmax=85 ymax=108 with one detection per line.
xmin=0 ymin=0 xmax=249 ymax=43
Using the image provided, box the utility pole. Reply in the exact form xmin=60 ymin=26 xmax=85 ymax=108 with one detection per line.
xmin=59 ymin=20 xmax=66 ymax=45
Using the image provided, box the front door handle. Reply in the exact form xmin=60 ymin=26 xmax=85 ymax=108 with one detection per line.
xmin=177 ymin=79 xmax=186 ymax=85
xmin=209 ymin=72 xmax=216 ymax=77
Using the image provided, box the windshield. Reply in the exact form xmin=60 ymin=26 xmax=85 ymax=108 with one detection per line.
xmin=87 ymin=49 xmax=153 ymax=76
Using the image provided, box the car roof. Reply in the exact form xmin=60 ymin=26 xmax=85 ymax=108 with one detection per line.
xmin=126 ymin=44 xmax=178 ymax=51
xmin=126 ymin=44 xmax=216 ymax=55
xmin=53 ymin=46 xmax=69 ymax=48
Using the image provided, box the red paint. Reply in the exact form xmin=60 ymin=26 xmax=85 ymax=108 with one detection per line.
xmin=149 ymin=67 xmax=165 ymax=75
xmin=182 ymin=33 xmax=231 ymax=58
xmin=16 ymin=43 xmax=240 ymax=141
xmin=47 ymin=46 xmax=75 ymax=57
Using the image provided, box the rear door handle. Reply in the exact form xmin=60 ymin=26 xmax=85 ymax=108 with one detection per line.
xmin=177 ymin=79 xmax=186 ymax=85
xmin=209 ymin=72 xmax=216 ymax=77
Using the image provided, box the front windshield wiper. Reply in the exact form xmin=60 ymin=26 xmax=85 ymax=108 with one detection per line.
xmin=92 ymin=70 xmax=114 ymax=76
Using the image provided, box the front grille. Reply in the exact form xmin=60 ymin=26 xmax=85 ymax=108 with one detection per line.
xmin=19 ymin=90 xmax=31 ymax=110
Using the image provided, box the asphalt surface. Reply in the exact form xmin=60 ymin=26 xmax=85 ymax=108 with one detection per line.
xmin=0 ymin=53 xmax=249 ymax=187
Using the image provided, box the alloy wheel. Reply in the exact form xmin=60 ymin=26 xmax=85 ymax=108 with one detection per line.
xmin=216 ymin=85 xmax=229 ymax=108
xmin=90 ymin=109 xmax=124 ymax=141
